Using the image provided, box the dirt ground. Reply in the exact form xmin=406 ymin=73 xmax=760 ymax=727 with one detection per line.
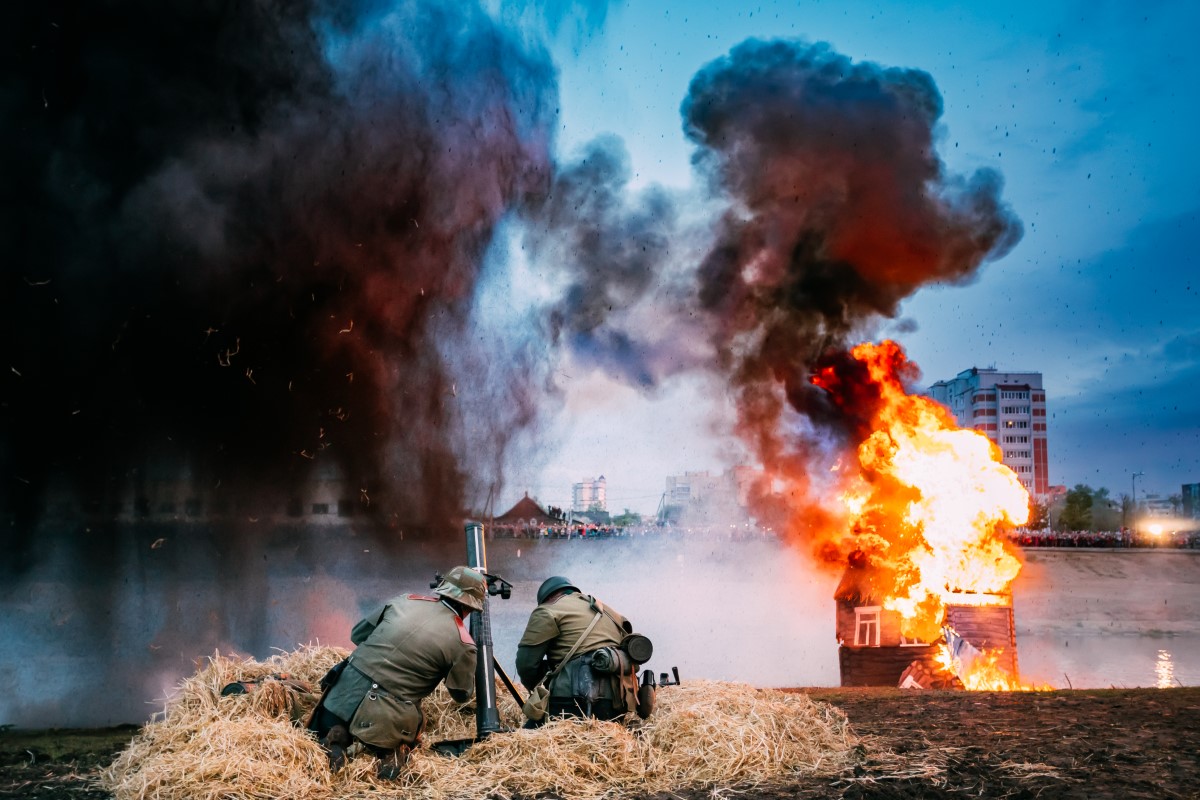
xmin=4 ymin=687 xmax=1199 ymax=800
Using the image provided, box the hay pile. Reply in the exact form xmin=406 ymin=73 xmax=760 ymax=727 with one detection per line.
xmin=103 ymin=646 xmax=871 ymax=799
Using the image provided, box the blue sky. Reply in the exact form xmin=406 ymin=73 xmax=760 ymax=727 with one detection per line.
xmin=507 ymin=0 xmax=1200 ymax=513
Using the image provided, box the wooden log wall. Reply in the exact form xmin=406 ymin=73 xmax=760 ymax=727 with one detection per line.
xmin=945 ymin=604 xmax=1018 ymax=678
xmin=838 ymin=645 xmax=940 ymax=687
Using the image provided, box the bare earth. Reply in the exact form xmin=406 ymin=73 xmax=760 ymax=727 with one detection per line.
xmin=5 ymin=686 xmax=1199 ymax=800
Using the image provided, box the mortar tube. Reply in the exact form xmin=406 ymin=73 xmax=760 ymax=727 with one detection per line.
xmin=465 ymin=520 xmax=503 ymax=736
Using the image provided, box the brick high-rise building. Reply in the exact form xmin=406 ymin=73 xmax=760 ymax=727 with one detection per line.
xmin=927 ymin=368 xmax=1049 ymax=497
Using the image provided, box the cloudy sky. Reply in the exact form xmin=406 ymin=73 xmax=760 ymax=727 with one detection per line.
xmin=514 ymin=0 xmax=1200 ymax=514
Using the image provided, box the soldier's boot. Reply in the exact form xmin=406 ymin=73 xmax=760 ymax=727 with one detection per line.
xmin=320 ymin=724 xmax=351 ymax=772
xmin=376 ymin=744 xmax=411 ymax=781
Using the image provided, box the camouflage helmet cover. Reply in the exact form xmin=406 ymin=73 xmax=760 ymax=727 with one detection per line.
xmin=536 ymin=575 xmax=580 ymax=605
xmin=434 ymin=565 xmax=487 ymax=611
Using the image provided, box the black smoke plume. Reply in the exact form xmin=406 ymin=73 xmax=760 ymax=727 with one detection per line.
xmin=1 ymin=1 xmax=558 ymax=570
xmin=679 ymin=39 xmax=1023 ymax=535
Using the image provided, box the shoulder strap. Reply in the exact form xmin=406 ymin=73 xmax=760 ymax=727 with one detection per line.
xmin=540 ymin=610 xmax=602 ymax=686
xmin=589 ymin=597 xmax=630 ymax=635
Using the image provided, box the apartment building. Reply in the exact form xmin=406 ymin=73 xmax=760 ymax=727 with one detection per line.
xmin=927 ymin=368 xmax=1049 ymax=496
xmin=572 ymin=475 xmax=607 ymax=512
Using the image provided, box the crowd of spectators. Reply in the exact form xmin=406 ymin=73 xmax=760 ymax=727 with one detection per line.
xmin=491 ymin=523 xmax=626 ymax=539
xmin=1009 ymin=528 xmax=1200 ymax=549
xmin=489 ymin=521 xmax=1200 ymax=549
xmin=489 ymin=522 xmax=771 ymax=541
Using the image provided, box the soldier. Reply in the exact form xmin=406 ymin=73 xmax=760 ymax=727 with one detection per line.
xmin=515 ymin=575 xmax=644 ymax=724
xmin=308 ymin=566 xmax=484 ymax=778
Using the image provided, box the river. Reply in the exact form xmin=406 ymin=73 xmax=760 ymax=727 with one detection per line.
xmin=3 ymin=533 xmax=1197 ymax=727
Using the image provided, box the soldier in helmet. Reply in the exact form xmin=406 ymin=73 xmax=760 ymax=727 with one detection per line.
xmin=515 ymin=576 xmax=643 ymax=724
xmin=308 ymin=566 xmax=484 ymax=778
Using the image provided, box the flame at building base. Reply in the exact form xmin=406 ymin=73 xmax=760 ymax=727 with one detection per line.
xmin=939 ymin=627 xmax=1031 ymax=691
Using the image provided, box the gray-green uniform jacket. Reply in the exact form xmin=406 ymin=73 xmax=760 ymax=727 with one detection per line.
xmin=515 ymin=591 xmax=631 ymax=693
xmin=325 ymin=594 xmax=476 ymax=748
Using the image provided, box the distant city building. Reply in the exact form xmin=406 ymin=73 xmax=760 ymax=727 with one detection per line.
xmin=660 ymin=468 xmax=756 ymax=526
xmin=665 ymin=471 xmax=717 ymax=506
xmin=572 ymin=475 xmax=607 ymax=512
xmin=1184 ymin=484 xmax=1200 ymax=519
xmin=927 ymin=368 xmax=1049 ymax=497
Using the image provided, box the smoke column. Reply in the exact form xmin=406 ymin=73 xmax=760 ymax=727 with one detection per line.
xmin=0 ymin=0 xmax=574 ymax=726
xmin=678 ymin=39 xmax=1023 ymax=544
xmin=1 ymin=1 xmax=560 ymax=567
xmin=514 ymin=41 xmax=1022 ymax=522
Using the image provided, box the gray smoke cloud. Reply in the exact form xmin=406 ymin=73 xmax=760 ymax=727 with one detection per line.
xmin=522 ymin=135 xmax=712 ymax=388
xmin=1 ymin=0 xmax=564 ymax=566
xmin=0 ymin=0 xmax=577 ymax=726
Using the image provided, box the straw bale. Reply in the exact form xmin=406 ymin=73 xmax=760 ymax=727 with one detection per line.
xmin=420 ymin=675 xmax=527 ymax=741
xmin=639 ymin=680 xmax=859 ymax=787
xmin=103 ymin=648 xmax=875 ymax=800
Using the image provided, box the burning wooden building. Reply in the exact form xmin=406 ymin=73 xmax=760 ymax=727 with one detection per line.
xmin=804 ymin=344 xmax=1032 ymax=690
xmin=835 ymin=556 xmax=1019 ymax=689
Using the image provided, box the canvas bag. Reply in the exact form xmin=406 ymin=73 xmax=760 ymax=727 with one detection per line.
xmin=522 ymin=609 xmax=602 ymax=722
xmin=521 ymin=682 xmax=553 ymax=722
xmin=349 ymin=687 xmax=424 ymax=749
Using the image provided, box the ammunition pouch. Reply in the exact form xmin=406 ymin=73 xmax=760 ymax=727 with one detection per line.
xmin=551 ymin=652 xmax=640 ymax=716
xmin=551 ymin=654 xmax=609 ymax=702
xmin=348 ymin=686 xmax=424 ymax=750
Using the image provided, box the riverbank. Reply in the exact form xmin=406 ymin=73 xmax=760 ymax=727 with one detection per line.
xmin=1016 ymin=547 xmax=1200 ymax=635
xmin=5 ymin=687 xmax=1198 ymax=799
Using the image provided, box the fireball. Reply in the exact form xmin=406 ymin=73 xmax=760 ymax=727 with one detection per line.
xmin=813 ymin=341 xmax=1033 ymax=686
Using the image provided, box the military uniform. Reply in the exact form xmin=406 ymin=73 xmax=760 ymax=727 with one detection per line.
xmin=516 ymin=589 xmax=637 ymax=721
xmin=321 ymin=593 xmax=477 ymax=750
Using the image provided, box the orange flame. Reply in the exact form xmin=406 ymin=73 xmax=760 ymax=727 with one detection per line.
xmin=935 ymin=645 xmax=1023 ymax=691
xmin=812 ymin=341 xmax=1033 ymax=687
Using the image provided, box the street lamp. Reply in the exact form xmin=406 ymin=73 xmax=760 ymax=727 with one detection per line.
xmin=1131 ymin=471 xmax=1145 ymax=536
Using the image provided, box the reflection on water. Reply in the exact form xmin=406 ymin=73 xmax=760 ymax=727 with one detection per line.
xmin=1017 ymin=633 xmax=1200 ymax=689
xmin=1157 ymin=649 xmax=1176 ymax=689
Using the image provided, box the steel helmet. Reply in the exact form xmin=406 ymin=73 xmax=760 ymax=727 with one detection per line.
xmin=433 ymin=566 xmax=487 ymax=612
xmin=536 ymin=575 xmax=579 ymax=605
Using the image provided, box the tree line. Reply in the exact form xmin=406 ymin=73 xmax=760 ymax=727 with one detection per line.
xmin=1028 ymin=484 xmax=1188 ymax=532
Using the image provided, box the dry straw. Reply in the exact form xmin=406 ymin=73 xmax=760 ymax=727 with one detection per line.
xmin=103 ymin=646 xmax=875 ymax=800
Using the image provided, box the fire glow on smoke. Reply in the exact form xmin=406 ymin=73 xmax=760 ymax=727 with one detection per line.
xmin=812 ymin=341 xmax=1033 ymax=689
